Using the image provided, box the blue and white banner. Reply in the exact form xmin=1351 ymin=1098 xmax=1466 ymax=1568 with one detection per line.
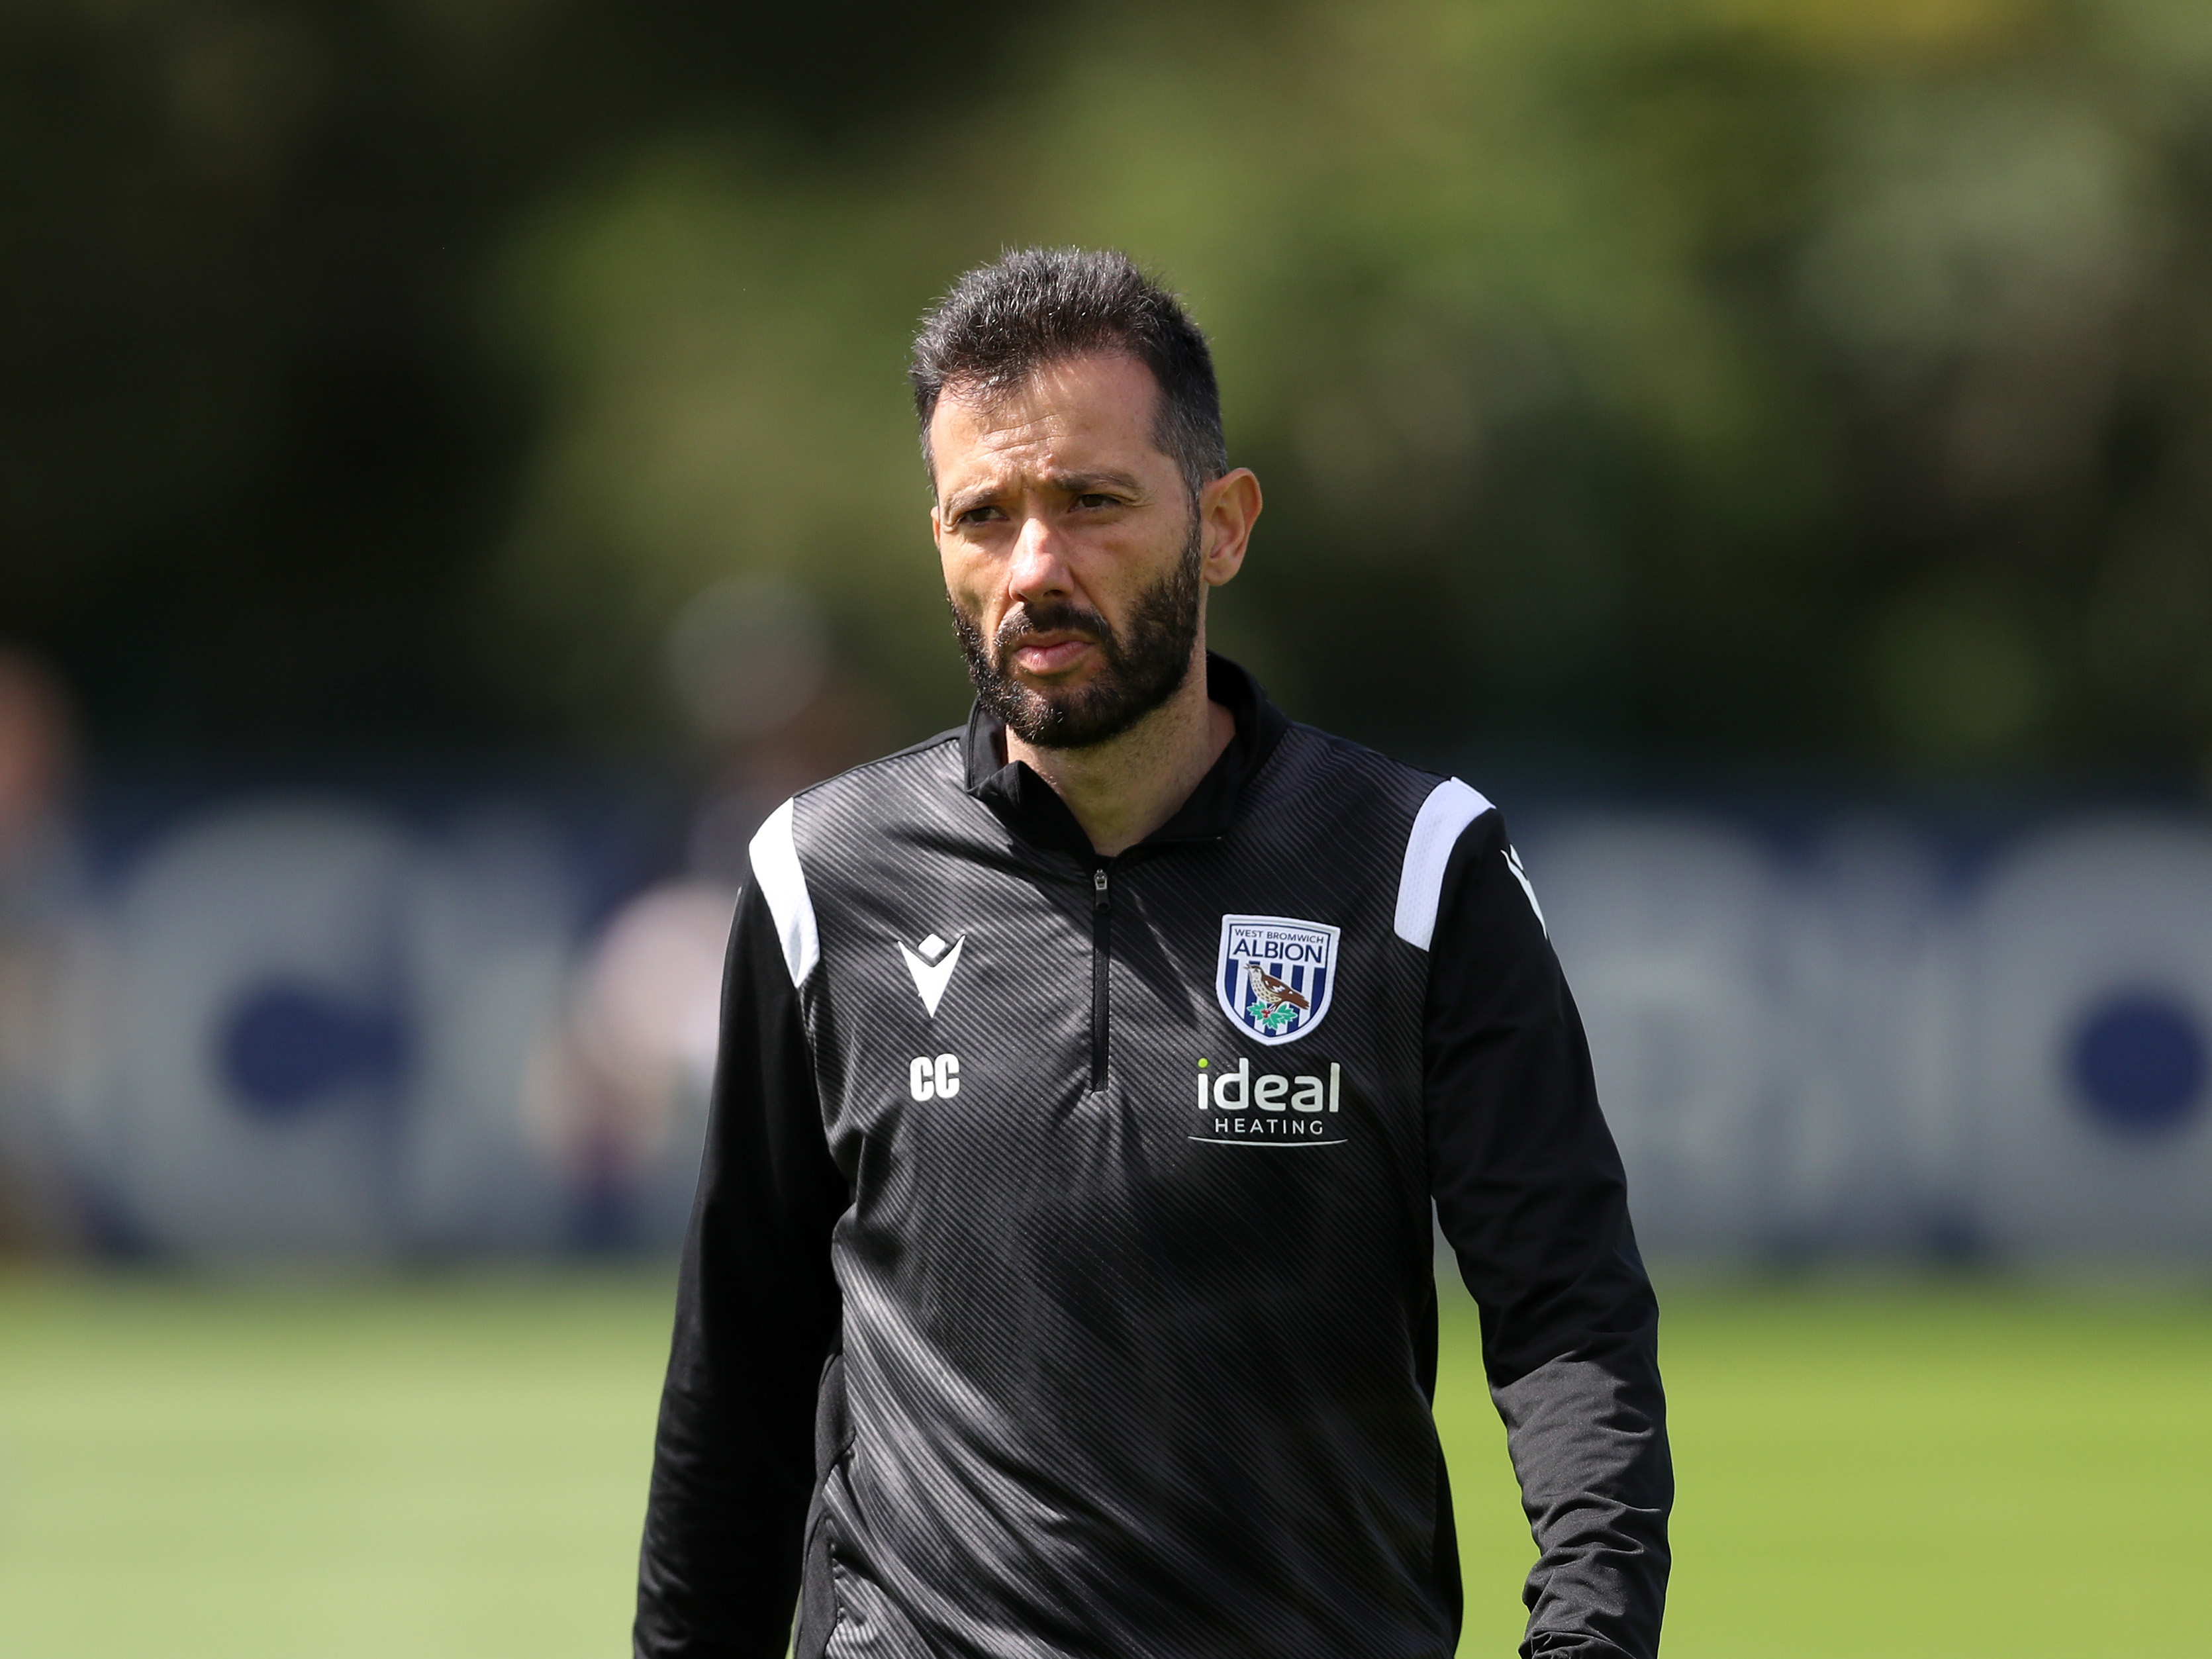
xmin=6 ymin=794 xmax=727 ymax=1260
xmin=5 ymin=789 xmax=2211 ymax=1261
xmin=1525 ymin=812 xmax=2212 ymax=1261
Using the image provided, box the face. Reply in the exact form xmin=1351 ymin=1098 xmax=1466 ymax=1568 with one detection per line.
xmin=930 ymin=352 xmax=1258 ymax=749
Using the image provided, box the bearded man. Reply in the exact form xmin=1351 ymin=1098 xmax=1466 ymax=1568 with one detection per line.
xmin=635 ymin=248 xmax=1671 ymax=1659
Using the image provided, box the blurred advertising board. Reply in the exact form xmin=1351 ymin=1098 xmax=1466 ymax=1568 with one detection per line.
xmin=1 ymin=785 xmax=2208 ymax=1264
xmin=1523 ymin=808 xmax=2212 ymax=1263
xmin=0 ymin=784 xmax=720 ymax=1258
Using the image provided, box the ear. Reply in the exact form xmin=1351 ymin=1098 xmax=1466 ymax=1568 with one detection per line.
xmin=1197 ymin=469 xmax=1262 ymax=588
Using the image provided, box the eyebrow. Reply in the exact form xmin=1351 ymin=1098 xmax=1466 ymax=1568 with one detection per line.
xmin=943 ymin=469 xmax=1150 ymax=519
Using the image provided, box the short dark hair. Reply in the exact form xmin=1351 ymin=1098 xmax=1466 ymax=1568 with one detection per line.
xmin=909 ymin=248 xmax=1227 ymax=502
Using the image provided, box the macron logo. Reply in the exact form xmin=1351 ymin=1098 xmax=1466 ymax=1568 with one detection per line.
xmin=897 ymin=932 xmax=966 ymax=1018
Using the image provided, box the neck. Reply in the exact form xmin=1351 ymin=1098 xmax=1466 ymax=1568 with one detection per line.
xmin=1006 ymin=645 xmax=1233 ymax=857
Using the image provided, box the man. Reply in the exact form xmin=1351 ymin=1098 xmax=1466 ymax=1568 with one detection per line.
xmin=636 ymin=248 xmax=1670 ymax=1658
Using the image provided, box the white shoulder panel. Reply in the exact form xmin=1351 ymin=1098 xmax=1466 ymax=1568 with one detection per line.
xmin=747 ymin=797 xmax=820 ymax=986
xmin=1393 ymin=778 xmax=1495 ymax=951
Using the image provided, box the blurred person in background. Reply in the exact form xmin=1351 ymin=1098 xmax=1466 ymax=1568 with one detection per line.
xmin=528 ymin=877 xmax=738 ymax=1249
xmin=635 ymin=250 xmax=1669 ymax=1659
xmin=0 ymin=649 xmax=82 ymax=1249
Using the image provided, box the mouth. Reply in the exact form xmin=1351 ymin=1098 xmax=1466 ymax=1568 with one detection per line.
xmin=1003 ymin=629 xmax=1099 ymax=678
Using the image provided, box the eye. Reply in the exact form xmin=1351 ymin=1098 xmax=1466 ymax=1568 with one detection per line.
xmin=954 ymin=503 xmax=1005 ymax=526
xmin=1072 ymin=492 xmax=1120 ymax=510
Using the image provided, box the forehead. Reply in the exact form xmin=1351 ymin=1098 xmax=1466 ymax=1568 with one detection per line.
xmin=928 ymin=352 xmax=1171 ymax=488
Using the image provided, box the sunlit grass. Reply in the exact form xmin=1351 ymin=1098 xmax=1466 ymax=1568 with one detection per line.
xmin=1 ymin=1269 xmax=2205 ymax=1656
xmin=1441 ymin=1275 xmax=2212 ymax=1656
xmin=0 ymin=1270 xmax=672 ymax=1658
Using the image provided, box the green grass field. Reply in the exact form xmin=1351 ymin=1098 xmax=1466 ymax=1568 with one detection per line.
xmin=1 ymin=1270 xmax=2205 ymax=1656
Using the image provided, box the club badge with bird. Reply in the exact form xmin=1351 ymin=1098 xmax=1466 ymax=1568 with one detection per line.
xmin=1244 ymin=961 xmax=1312 ymax=1035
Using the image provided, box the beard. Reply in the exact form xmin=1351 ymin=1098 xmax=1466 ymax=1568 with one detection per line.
xmin=950 ymin=520 xmax=1203 ymax=751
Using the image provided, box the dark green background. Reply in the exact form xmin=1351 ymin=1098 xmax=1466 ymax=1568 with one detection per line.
xmin=7 ymin=0 xmax=2211 ymax=783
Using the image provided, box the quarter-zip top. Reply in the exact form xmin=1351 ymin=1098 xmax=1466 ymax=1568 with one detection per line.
xmin=636 ymin=651 xmax=1673 ymax=1659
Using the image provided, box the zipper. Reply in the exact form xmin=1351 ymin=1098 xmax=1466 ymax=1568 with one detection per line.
xmin=1089 ymin=866 xmax=1112 ymax=1091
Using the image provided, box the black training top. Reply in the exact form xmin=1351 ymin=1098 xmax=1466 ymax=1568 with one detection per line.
xmin=635 ymin=656 xmax=1670 ymax=1659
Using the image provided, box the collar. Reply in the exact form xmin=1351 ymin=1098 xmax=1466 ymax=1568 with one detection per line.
xmin=962 ymin=652 xmax=1290 ymax=861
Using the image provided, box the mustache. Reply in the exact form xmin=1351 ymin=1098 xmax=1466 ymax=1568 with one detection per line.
xmin=994 ymin=600 xmax=1114 ymax=659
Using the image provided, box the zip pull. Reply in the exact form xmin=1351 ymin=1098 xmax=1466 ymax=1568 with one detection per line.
xmin=1092 ymin=867 xmax=1110 ymax=910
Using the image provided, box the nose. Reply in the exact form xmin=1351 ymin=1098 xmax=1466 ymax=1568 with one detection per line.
xmin=1006 ymin=512 xmax=1072 ymax=606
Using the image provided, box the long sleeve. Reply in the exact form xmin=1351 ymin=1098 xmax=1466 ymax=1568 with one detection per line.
xmin=1423 ymin=810 xmax=1672 ymax=1659
xmin=635 ymin=869 xmax=850 ymax=1658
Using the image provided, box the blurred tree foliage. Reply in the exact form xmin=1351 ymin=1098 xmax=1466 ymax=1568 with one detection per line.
xmin=7 ymin=0 xmax=2212 ymax=778
xmin=0 ymin=0 xmax=1026 ymax=752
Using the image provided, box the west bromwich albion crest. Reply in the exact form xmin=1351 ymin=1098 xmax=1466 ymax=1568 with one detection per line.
xmin=1216 ymin=914 xmax=1340 ymax=1045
